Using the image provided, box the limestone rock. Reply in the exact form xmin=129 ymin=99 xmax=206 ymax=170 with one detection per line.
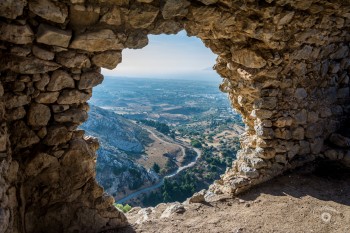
xmin=249 ymin=157 xmax=267 ymax=169
xmin=9 ymin=82 xmax=24 ymax=93
xmin=276 ymin=12 xmax=295 ymax=27
xmin=305 ymin=123 xmax=322 ymax=138
xmin=125 ymin=31 xmax=149 ymax=49
xmin=69 ymin=5 xmax=100 ymax=29
xmin=198 ymin=0 xmax=218 ymax=5
xmin=28 ymin=103 xmax=51 ymax=127
xmin=47 ymin=70 xmax=75 ymax=91
xmin=0 ymin=55 xmax=61 ymax=74
xmin=37 ymin=24 xmax=72 ymax=48
xmin=84 ymin=136 xmax=100 ymax=152
xmin=11 ymin=121 xmax=40 ymax=149
xmin=92 ymin=51 xmax=122 ymax=69
xmin=10 ymin=46 xmax=31 ymax=57
xmin=100 ymin=8 xmax=122 ymax=26
xmin=292 ymin=127 xmax=305 ymax=140
xmin=0 ymin=0 xmax=26 ymax=19
xmin=56 ymin=51 xmax=91 ymax=69
xmin=295 ymin=88 xmax=307 ymax=100
xmin=294 ymin=109 xmax=307 ymax=125
xmin=70 ymin=29 xmax=124 ymax=52
xmin=29 ymin=0 xmax=67 ymax=23
xmin=239 ymin=163 xmax=259 ymax=178
xmin=35 ymin=92 xmax=60 ymax=104
xmin=6 ymin=107 xmax=26 ymax=121
xmin=32 ymin=46 xmax=55 ymax=60
xmin=129 ymin=5 xmax=159 ymax=29
xmin=162 ymin=0 xmax=190 ymax=19
xmin=160 ymin=203 xmax=185 ymax=218
xmin=78 ymin=71 xmax=104 ymax=90
xmin=44 ymin=125 xmax=72 ymax=146
xmin=0 ymin=208 xmax=10 ymax=233
xmin=54 ymin=109 xmax=88 ymax=124
xmin=330 ymin=45 xmax=349 ymax=60
xmin=329 ymin=133 xmax=350 ymax=148
xmin=0 ymin=23 xmax=33 ymax=44
xmin=25 ymin=153 xmax=59 ymax=177
xmin=231 ymin=49 xmax=267 ymax=69
xmin=151 ymin=20 xmax=183 ymax=35
xmin=37 ymin=127 xmax=47 ymax=139
xmin=96 ymin=0 xmax=129 ymax=5
xmin=57 ymin=90 xmax=91 ymax=104
xmin=0 ymin=126 xmax=7 ymax=152
xmin=34 ymin=74 xmax=50 ymax=91
xmin=255 ymin=147 xmax=276 ymax=159
xmin=4 ymin=94 xmax=30 ymax=109
xmin=52 ymin=105 xmax=70 ymax=113
xmin=188 ymin=189 xmax=206 ymax=204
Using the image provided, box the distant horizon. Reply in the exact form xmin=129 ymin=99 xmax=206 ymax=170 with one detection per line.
xmin=103 ymin=74 xmax=223 ymax=83
xmin=102 ymin=31 xmax=219 ymax=79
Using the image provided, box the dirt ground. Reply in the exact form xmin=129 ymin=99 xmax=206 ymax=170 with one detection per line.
xmin=116 ymin=162 xmax=350 ymax=233
xmin=137 ymin=127 xmax=182 ymax=169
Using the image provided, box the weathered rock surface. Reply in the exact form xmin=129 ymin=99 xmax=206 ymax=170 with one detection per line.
xmin=0 ymin=0 xmax=26 ymax=19
xmin=160 ymin=203 xmax=186 ymax=218
xmin=0 ymin=55 xmax=61 ymax=74
xmin=54 ymin=109 xmax=88 ymax=123
xmin=231 ymin=49 xmax=267 ymax=69
xmin=69 ymin=4 xmax=100 ymax=29
xmin=100 ymin=7 xmax=122 ymax=26
xmin=57 ymin=90 xmax=91 ymax=104
xmin=32 ymin=46 xmax=55 ymax=60
xmin=29 ymin=0 xmax=68 ymax=24
xmin=92 ymin=51 xmax=122 ymax=69
xmin=43 ymin=125 xmax=72 ymax=146
xmin=0 ymin=23 xmax=33 ymax=44
xmin=28 ymin=103 xmax=51 ymax=127
xmin=78 ymin=71 xmax=104 ymax=90
xmin=56 ymin=51 xmax=91 ymax=69
xmin=36 ymin=24 xmax=72 ymax=48
xmin=70 ymin=29 xmax=124 ymax=52
xmin=47 ymin=70 xmax=75 ymax=91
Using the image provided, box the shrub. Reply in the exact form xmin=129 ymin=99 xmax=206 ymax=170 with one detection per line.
xmin=191 ymin=139 xmax=202 ymax=148
xmin=114 ymin=203 xmax=132 ymax=213
xmin=152 ymin=162 xmax=160 ymax=173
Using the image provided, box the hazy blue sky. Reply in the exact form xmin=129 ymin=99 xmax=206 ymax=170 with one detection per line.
xmin=102 ymin=31 xmax=220 ymax=80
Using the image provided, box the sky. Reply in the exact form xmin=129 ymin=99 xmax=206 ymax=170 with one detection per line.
xmin=102 ymin=30 xmax=220 ymax=81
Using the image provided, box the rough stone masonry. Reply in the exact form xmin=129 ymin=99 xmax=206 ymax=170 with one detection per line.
xmin=1 ymin=0 xmax=350 ymax=232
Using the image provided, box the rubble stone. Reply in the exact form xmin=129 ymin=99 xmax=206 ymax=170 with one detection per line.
xmin=28 ymin=103 xmax=51 ymax=127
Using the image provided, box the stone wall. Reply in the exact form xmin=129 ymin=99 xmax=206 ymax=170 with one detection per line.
xmin=1 ymin=0 xmax=350 ymax=232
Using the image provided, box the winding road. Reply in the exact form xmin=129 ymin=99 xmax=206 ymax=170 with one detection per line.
xmin=116 ymin=145 xmax=202 ymax=204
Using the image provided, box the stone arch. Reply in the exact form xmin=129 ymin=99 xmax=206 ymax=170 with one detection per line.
xmin=1 ymin=0 xmax=350 ymax=232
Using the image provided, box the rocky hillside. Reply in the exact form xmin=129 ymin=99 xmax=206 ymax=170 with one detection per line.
xmin=80 ymin=105 xmax=159 ymax=199
xmin=121 ymin=162 xmax=350 ymax=233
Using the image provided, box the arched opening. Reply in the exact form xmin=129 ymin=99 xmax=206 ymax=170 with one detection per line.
xmin=81 ymin=31 xmax=244 ymax=208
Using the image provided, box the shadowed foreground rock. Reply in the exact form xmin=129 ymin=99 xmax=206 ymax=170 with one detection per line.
xmin=1 ymin=0 xmax=350 ymax=232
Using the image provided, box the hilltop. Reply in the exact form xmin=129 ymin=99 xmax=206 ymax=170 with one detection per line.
xmin=80 ymin=105 xmax=160 ymax=199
